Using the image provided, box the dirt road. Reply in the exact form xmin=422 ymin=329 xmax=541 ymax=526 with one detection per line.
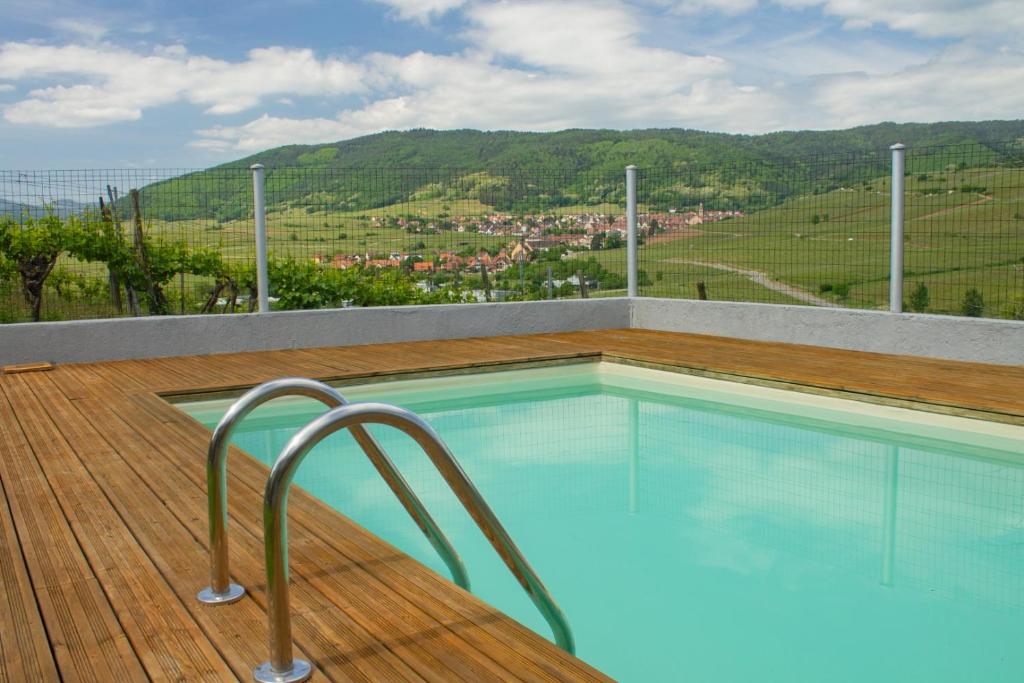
xmin=663 ymin=258 xmax=838 ymax=306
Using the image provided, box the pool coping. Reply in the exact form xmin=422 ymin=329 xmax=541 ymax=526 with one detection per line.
xmin=165 ymin=351 xmax=1024 ymax=428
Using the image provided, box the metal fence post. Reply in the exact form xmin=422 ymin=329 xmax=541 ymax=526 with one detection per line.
xmin=889 ymin=144 xmax=905 ymax=313
xmin=251 ymin=163 xmax=270 ymax=313
xmin=626 ymin=165 xmax=638 ymax=297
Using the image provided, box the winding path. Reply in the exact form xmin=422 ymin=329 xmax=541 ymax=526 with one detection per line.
xmin=664 ymin=258 xmax=838 ymax=306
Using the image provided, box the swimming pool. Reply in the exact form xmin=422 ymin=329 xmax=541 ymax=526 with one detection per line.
xmin=182 ymin=362 xmax=1024 ymax=682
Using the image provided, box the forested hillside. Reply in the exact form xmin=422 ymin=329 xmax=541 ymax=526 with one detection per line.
xmin=140 ymin=120 xmax=1024 ymax=220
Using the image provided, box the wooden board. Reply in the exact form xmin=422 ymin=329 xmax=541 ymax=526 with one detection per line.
xmin=2 ymin=362 xmax=54 ymax=375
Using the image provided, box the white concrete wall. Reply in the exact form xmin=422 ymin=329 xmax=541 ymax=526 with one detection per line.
xmin=3 ymin=297 xmax=1021 ymax=367
xmin=632 ymin=298 xmax=1024 ymax=366
xmin=0 ymin=299 xmax=629 ymax=365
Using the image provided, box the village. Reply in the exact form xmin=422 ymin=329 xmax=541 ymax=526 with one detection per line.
xmin=311 ymin=205 xmax=742 ymax=275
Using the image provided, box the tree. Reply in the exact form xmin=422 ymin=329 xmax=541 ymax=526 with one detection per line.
xmin=961 ymin=288 xmax=984 ymax=317
xmin=198 ymin=257 xmax=256 ymax=314
xmin=0 ymin=215 xmax=84 ymax=321
xmin=908 ymin=282 xmax=929 ymax=312
xmin=129 ymin=238 xmax=216 ymax=315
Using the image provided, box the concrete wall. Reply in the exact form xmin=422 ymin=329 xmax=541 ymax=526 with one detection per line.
xmin=632 ymin=298 xmax=1024 ymax=366
xmin=0 ymin=299 xmax=629 ymax=365
xmin=3 ymin=297 xmax=1021 ymax=366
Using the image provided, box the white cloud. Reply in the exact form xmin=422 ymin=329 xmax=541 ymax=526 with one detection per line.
xmin=51 ymin=17 xmax=108 ymax=41
xmin=0 ymin=42 xmax=366 ymax=127
xmin=672 ymin=0 xmax=759 ymax=15
xmin=2 ymin=0 xmax=1024 ymax=154
xmin=5 ymin=84 xmax=143 ymax=127
xmin=372 ymin=0 xmax=468 ymax=21
xmin=188 ymin=1 xmax=786 ymax=153
xmin=194 ymin=115 xmax=355 ymax=152
xmin=772 ymin=0 xmax=1024 ymax=39
xmin=813 ymin=43 xmax=1024 ymax=127
xmin=466 ymin=0 xmax=728 ymax=84
xmin=0 ymin=84 xmax=13 ymax=93
xmin=739 ymin=29 xmax=931 ymax=77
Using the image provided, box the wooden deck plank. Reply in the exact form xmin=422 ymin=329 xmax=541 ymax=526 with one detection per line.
xmin=547 ymin=329 xmax=1024 ymax=418
xmin=3 ymin=326 xmax=1022 ymax=683
xmin=0 ymin=385 xmax=148 ymax=683
xmin=3 ymin=373 xmax=239 ymax=683
xmin=33 ymin=368 xmax=417 ymax=683
xmin=2 ymin=361 xmax=54 ymax=374
xmin=0 ymin=466 xmax=59 ymax=683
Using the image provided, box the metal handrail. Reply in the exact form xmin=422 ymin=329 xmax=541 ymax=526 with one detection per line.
xmin=197 ymin=378 xmax=469 ymax=605
xmin=255 ymin=402 xmax=574 ymax=683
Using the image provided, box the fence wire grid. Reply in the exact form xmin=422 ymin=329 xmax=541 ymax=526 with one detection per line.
xmin=1 ymin=139 xmax=1022 ymax=323
xmin=635 ymin=143 xmax=1024 ymax=317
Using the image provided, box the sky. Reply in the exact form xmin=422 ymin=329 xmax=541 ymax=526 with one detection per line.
xmin=0 ymin=0 xmax=1021 ymax=168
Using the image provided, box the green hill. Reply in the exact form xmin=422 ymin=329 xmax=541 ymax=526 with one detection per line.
xmin=140 ymin=121 xmax=1024 ymax=221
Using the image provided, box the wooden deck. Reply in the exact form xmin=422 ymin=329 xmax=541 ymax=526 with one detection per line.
xmin=2 ymin=328 xmax=1022 ymax=682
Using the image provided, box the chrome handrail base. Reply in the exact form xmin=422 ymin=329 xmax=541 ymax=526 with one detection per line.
xmin=253 ymin=659 xmax=312 ymax=683
xmin=197 ymin=583 xmax=245 ymax=605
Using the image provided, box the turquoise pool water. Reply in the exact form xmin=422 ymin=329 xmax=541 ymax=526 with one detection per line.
xmin=182 ymin=363 xmax=1024 ymax=682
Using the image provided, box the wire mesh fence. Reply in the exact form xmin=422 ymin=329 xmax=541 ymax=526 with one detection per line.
xmin=1 ymin=140 xmax=1022 ymax=323
xmin=635 ymin=142 xmax=1024 ymax=316
xmin=0 ymin=166 xmax=626 ymax=322
xmin=901 ymin=142 xmax=1024 ymax=318
xmin=261 ymin=166 xmax=627 ymax=303
xmin=0 ymin=167 xmax=253 ymax=322
xmin=636 ymin=149 xmax=896 ymax=308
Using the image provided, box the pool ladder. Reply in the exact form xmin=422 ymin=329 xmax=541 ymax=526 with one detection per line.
xmin=197 ymin=378 xmax=574 ymax=683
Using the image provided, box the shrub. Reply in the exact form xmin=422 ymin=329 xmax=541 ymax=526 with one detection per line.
xmin=1001 ymin=297 xmax=1024 ymax=321
xmin=818 ymin=283 xmax=833 ymax=294
xmin=268 ymin=257 xmax=469 ymax=310
xmin=908 ymin=282 xmax=929 ymax=312
xmin=833 ymin=283 xmax=850 ymax=300
xmin=961 ymin=288 xmax=984 ymax=317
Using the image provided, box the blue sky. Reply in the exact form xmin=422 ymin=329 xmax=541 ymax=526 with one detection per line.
xmin=0 ymin=0 xmax=1021 ymax=168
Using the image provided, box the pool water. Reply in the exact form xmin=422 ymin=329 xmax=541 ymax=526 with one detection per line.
xmin=182 ymin=363 xmax=1024 ymax=682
